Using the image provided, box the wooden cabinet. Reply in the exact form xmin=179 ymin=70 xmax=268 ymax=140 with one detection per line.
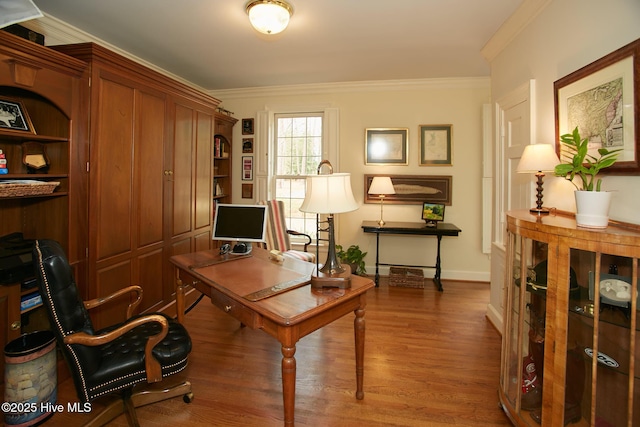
xmin=213 ymin=112 xmax=237 ymax=204
xmin=53 ymin=43 xmax=221 ymax=327
xmin=0 ymin=31 xmax=86 ymax=375
xmin=500 ymin=210 xmax=640 ymax=426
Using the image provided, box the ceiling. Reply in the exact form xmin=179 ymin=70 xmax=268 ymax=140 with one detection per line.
xmin=32 ymin=0 xmax=523 ymax=91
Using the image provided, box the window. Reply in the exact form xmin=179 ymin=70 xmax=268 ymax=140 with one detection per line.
xmin=273 ymin=113 xmax=323 ymax=240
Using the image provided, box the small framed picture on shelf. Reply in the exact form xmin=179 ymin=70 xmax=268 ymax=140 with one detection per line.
xmin=0 ymin=97 xmax=35 ymax=134
xmin=242 ymin=118 xmax=254 ymax=135
xmin=242 ymin=156 xmax=253 ymax=180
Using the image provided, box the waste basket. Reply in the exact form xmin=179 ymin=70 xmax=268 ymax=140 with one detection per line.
xmin=4 ymin=331 xmax=57 ymax=426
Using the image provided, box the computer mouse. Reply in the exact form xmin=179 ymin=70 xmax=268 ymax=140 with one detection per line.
xmin=233 ymin=243 xmax=248 ymax=253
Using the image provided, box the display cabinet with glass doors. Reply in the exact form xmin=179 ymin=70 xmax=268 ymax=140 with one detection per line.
xmin=500 ymin=210 xmax=640 ymax=427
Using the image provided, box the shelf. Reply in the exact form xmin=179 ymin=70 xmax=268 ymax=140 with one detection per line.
xmin=0 ymin=132 xmax=69 ymax=143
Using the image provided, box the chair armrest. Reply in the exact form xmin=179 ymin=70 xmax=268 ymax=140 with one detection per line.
xmin=63 ymin=313 xmax=168 ymax=383
xmin=287 ymin=230 xmax=312 ymax=252
xmin=84 ymin=285 xmax=143 ymax=319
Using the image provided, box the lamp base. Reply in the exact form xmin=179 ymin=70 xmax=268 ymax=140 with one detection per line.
xmin=530 ymin=207 xmax=550 ymax=215
xmin=310 ymin=269 xmax=352 ymax=289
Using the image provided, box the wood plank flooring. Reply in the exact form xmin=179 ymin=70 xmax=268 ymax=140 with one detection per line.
xmin=43 ymin=278 xmax=511 ymax=426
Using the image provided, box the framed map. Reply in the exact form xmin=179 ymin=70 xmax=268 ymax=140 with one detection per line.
xmin=554 ymin=38 xmax=640 ymax=174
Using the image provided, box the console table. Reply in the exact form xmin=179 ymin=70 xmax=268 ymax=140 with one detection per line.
xmin=361 ymin=221 xmax=461 ymax=291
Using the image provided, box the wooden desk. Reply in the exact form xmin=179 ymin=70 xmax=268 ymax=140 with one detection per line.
xmin=361 ymin=220 xmax=461 ymax=291
xmin=170 ymin=247 xmax=375 ymax=427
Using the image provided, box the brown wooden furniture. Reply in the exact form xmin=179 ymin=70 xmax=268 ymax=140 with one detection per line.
xmin=170 ymin=246 xmax=375 ymax=427
xmin=213 ymin=112 xmax=237 ymax=204
xmin=500 ymin=210 xmax=640 ymax=426
xmin=52 ymin=43 xmax=224 ymax=328
xmin=0 ymin=31 xmax=87 ymax=382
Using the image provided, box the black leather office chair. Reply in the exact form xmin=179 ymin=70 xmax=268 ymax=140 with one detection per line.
xmin=33 ymin=239 xmax=193 ymax=426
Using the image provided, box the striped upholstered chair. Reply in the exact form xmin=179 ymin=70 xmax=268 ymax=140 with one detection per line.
xmin=261 ymin=200 xmax=316 ymax=263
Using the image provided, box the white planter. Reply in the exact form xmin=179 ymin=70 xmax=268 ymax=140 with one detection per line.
xmin=574 ymin=191 xmax=612 ymax=228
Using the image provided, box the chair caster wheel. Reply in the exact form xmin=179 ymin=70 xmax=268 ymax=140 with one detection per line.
xmin=183 ymin=392 xmax=194 ymax=403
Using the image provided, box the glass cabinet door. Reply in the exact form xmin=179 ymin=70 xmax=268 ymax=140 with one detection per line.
xmin=502 ymin=231 xmax=548 ymax=425
xmin=567 ymin=247 xmax=639 ymax=427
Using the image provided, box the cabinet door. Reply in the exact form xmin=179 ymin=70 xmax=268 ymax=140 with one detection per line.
xmin=565 ymin=242 xmax=640 ymax=427
xmin=90 ymin=74 xmax=167 ymax=325
xmin=502 ymin=231 xmax=549 ymax=424
xmin=0 ymin=284 xmax=20 ymax=385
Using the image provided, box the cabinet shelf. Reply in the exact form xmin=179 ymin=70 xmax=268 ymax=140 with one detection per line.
xmin=0 ymin=132 xmax=69 ymax=143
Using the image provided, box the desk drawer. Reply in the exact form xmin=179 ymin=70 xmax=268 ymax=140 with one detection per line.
xmin=209 ymin=290 xmax=262 ymax=329
xmin=177 ymin=270 xmax=262 ymax=329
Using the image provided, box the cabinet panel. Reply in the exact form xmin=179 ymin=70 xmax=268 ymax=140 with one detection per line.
xmin=195 ymin=111 xmax=213 ymax=230
xmin=172 ymin=103 xmax=193 ymax=236
xmin=95 ymin=78 xmax=134 ymax=260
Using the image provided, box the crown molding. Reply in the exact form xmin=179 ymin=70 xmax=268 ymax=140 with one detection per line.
xmin=481 ymin=0 xmax=552 ymax=63
xmin=210 ymin=77 xmax=490 ymax=100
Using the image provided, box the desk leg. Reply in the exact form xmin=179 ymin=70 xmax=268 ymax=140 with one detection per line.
xmin=374 ymin=232 xmax=380 ymax=287
xmin=281 ymin=345 xmax=296 ymax=427
xmin=434 ymin=235 xmax=444 ymax=292
xmin=175 ymin=273 xmax=186 ymax=323
xmin=354 ymin=302 xmax=366 ymax=400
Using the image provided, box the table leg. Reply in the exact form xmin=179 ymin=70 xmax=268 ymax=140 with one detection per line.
xmin=354 ymin=303 xmax=366 ymax=400
xmin=175 ymin=274 xmax=185 ymax=323
xmin=374 ymin=232 xmax=380 ymax=287
xmin=281 ymin=345 xmax=296 ymax=427
xmin=434 ymin=235 xmax=444 ymax=292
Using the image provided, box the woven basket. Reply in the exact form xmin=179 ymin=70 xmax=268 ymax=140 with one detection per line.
xmin=0 ymin=180 xmax=60 ymax=197
xmin=389 ymin=267 xmax=425 ymax=288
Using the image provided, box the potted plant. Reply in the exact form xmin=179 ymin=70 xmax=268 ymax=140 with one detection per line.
xmin=553 ymin=126 xmax=621 ymax=228
xmin=336 ymin=244 xmax=367 ymax=275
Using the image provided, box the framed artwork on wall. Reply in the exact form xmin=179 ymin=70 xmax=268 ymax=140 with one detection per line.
xmin=419 ymin=124 xmax=452 ymax=166
xmin=242 ymin=138 xmax=254 ymax=153
xmin=242 ymin=156 xmax=253 ymax=180
xmin=364 ymin=174 xmax=452 ymax=205
xmin=365 ymin=128 xmax=408 ymax=165
xmin=242 ymin=118 xmax=254 ymax=135
xmin=554 ymin=37 xmax=640 ymax=174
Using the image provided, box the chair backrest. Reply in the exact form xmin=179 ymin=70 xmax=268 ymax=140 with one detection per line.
xmin=260 ymin=200 xmax=291 ymax=252
xmin=33 ymin=240 xmax=100 ymax=398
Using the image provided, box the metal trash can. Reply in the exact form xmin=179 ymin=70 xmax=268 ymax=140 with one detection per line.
xmin=4 ymin=331 xmax=57 ymax=426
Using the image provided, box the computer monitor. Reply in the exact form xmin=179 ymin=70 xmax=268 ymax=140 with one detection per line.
xmin=422 ymin=202 xmax=445 ymax=227
xmin=212 ymin=204 xmax=267 ymax=253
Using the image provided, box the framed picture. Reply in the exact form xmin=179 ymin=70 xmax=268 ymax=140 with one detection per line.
xmin=242 ymin=118 xmax=254 ymax=135
xmin=422 ymin=202 xmax=445 ymax=223
xmin=0 ymin=98 xmax=35 ymax=134
xmin=555 ymin=37 xmax=640 ymax=174
xmin=364 ymin=174 xmax=452 ymax=205
xmin=242 ymin=156 xmax=253 ymax=181
xmin=242 ymin=183 xmax=253 ymax=199
xmin=419 ymin=124 xmax=452 ymax=166
xmin=242 ymin=138 xmax=254 ymax=153
xmin=365 ymin=128 xmax=408 ymax=165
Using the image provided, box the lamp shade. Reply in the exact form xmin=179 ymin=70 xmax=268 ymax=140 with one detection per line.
xmin=516 ymin=144 xmax=560 ymax=173
xmin=246 ymin=0 xmax=293 ymax=35
xmin=368 ymin=176 xmax=396 ymax=195
xmin=300 ymin=173 xmax=359 ymax=214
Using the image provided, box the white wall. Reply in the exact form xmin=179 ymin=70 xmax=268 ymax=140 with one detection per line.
xmin=486 ymin=0 xmax=640 ymax=329
xmin=213 ymin=79 xmax=492 ymax=281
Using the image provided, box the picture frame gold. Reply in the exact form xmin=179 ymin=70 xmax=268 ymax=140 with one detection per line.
xmin=365 ymin=128 xmax=408 ymax=165
xmin=419 ymin=124 xmax=452 ymax=166
xmin=554 ymin=37 xmax=640 ymax=174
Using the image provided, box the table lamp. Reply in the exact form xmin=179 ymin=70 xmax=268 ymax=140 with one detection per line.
xmin=516 ymin=144 xmax=560 ymax=215
xmin=367 ymin=176 xmax=395 ymax=226
xmin=300 ymin=160 xmax=359 ymax=289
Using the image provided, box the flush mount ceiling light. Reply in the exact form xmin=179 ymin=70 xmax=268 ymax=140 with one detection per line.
xmin=246 ymin=0 xmax=293 ymax=35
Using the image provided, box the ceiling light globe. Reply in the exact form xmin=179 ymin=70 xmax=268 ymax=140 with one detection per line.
xmin=246 ymin=1 xmax=293 ymax=35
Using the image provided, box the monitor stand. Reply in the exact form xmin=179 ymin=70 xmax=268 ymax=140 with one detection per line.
xmin=232 ymin=241 xmax=252 ymax=255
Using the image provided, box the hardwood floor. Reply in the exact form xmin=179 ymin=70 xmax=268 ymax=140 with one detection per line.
xmin=45 ymin=278 xmax=511 ymax=426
